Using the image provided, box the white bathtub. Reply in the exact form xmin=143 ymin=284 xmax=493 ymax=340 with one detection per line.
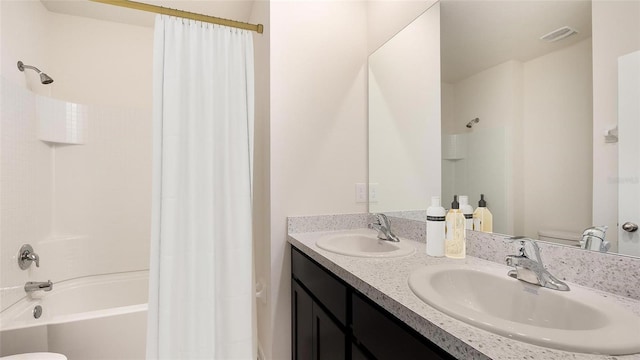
xmin=0 ymin=271 xmax=148 ymax=360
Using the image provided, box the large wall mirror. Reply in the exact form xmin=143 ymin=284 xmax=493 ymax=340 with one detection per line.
xmin=368 ymin=0 xmax=640 ymax=257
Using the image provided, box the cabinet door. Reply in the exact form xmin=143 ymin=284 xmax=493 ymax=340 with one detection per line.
xmin=292 ymin=280 xmax=313 ymax=360
xmin=291 ymin=248 xmax=347 ymax=325
xmin=351 ymin=343 xmax=371 ymax=360
xmin=312 ymin=302 xmax=346 ymax=360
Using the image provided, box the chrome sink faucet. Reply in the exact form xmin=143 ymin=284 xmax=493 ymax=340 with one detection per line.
xmin=581 ymin=226 xmax=610 ymax=252
xmin=368 ymin=213 xmax=400 ymax=242
xmin=505 ymin=237 xmax=570 ymax=291
xmin=25 ymin=280 xmax=53 ymax=293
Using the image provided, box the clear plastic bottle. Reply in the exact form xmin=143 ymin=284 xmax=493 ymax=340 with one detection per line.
xmin=472 ymin=194 xmax=493 ymax=233
xmin=445 ymin=195 xmax=466 ymax=259
xmin=426 ymin=196 xmax=446 ymax=257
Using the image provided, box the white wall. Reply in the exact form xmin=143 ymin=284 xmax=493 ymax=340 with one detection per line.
xmin=46 ymin=13 xmax=153 ymax=109
xmin=265 ymin=1 xmax=436 ymax=357
xmin=0 ymin=80 xmax=54 ymax=309
xmin=592 ymin=0 xmax=640 ymax=251
xmin=367 ymin=0 xmax=436 ymax=54
xmin=1 ymin=0 xmax=55 ymax=309
xmin=0 ymin=1 xmax=152 ymax=108
xmin=369 ymin=4 xmax=440 ymax=213
xmin=0 ymin=0 xmax=51 ymax=96
xmin=442 ymin=38 xmax=592 ymax=239
xmin=523 ymin=39 xmax=593 ymax=240
xmin=442 ymin=60 xmax=522 ymax=235
xmin=269 ymin=1 xmax=368 ymax=358
xmin=48 ymin=106 xmax=151 ymax=280
xmin=618 ymin=51 xmax=640 ymax=256
xmin=0 ymin=0 xmax=153 ymax=309
xmin=46 ymin=12 xmax=153 ymax=282
xmin=1 ymin=2 xmax=457 ymax=359
xmin=248 ymin=1 xmax=270 ymax=358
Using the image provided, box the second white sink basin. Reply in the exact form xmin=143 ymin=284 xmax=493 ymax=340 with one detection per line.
xmin=316 ymin=230 xmax=415 ymax=258
xmin=408 ymin=263 xmax=640 ymax=355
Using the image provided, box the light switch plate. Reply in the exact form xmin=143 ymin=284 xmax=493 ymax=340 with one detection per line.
xmin=355 ymin=183 xmax=367 ymax=203
xmin=369 ymin=183 xmax=379 ymax=203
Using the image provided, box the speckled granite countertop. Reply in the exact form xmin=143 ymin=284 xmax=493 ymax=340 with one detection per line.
xmin=288 ymin=229 xmax=640 ymax=360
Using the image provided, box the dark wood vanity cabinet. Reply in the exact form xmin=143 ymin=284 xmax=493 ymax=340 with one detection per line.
xmin=291 ymin=280 xmax=315 ymax=360
xmin=291 ymin=246 xmax=347 ymax=360
xmin=291 ymin=247 xmax=456 ymax=360
xmin=291 ymin=280 xmax=346 ymax=360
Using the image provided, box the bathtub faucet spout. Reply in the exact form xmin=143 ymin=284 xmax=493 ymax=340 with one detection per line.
xmin=25 ymin=280 xmax=53 ymax=293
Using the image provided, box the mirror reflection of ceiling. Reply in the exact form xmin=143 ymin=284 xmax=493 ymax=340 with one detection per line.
xmin=441 ymin=0 xmax=592 ymax=82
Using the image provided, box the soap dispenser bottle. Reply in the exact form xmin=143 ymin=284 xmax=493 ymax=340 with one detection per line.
xmin=445 ymin=195 xmax=466 ymax=259
xmin=426 ymin=196 xmax=446 ymax=257
xmin=472 ymin=194 xmax=493 ymax=233
xmin=459 ymin=195 xmax=474 ymax=232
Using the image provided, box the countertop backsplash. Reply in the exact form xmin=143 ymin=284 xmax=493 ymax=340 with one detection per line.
xmin=288 ymin=213 xmax=640 ymax=301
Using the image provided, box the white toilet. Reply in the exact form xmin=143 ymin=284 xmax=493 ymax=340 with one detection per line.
xmin=537 ymin=229 xmax=581 ymax=247
xmin=0 ymin=353 xmax=67 ymax=360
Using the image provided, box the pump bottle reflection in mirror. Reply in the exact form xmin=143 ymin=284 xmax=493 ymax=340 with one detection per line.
xmin=445 ymin=195 xmax=466 ymax=259
xmin=473 ymin=194 xmax=493 ymax=233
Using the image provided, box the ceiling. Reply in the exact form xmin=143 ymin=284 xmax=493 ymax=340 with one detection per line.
xmin=441 ymin=0 xmax=592 ymax=83
xmin=41 ymin=0 xmax=591 ymax=82
xmin=40 ymin=0 xmax=256 ymax=28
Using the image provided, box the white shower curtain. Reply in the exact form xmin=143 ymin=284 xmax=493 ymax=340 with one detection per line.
xmin=147 ymin=15 xmax=255 ymax=360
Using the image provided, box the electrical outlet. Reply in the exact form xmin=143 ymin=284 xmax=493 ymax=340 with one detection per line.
xmin=355 ymin=183 xmax=367 ymax=203
xmin=369 ymin=183 xmax=379 ymax=203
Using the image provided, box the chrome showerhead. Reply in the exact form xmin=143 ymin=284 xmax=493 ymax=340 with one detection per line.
xmin=17 ymin=61 xmax=54 ymax=84
xmin=466 ymin=117 xmax=480 ymax=128
xmin=40 ymin=72 xmax=54 ymax=84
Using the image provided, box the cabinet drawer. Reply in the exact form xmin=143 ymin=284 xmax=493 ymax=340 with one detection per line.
xmin=352 ymin=292 xmax=454 ymax=360
xmin=291 ymin=248 xmax=347 ymax=326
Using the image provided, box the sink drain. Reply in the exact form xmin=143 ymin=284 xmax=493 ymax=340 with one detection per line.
xmin=33 ymin=305 xmax=42 ymax=319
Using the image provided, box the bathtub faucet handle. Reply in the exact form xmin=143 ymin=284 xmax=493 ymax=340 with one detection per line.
xmin=27 ymin=252 xmax=39 ymax=267
xmin=18 ymin=244 xmax=40 ymax=270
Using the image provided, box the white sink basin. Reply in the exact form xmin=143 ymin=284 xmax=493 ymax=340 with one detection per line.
xmin=408 ymin=263 xmax=640 ymax=355
xmin=316 ymin=230 xmax=415 ymax=258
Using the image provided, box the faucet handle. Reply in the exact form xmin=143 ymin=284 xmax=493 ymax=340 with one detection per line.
xmin=369 ymin=213 xmax=401 ymax=242
xmin=374 ymin=213 xmax=390 ymax=226
xmin=30 ymin=252 xmax=40 ymax=267
xmin=504 ymin=236 xmax=526 ymax=255
xmin=505 ymin=236 xmax=542 ymax=262
xmin=18 ymin=244 xmax=40 ymax=270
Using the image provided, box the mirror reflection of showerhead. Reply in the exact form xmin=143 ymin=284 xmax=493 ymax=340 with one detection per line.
xmin=17 ymin=61 xmax=54 ymax=84
xmin=466 ymin=117 xmax=480 ymax=128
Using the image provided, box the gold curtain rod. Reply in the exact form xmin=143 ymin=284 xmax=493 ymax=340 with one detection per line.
xmin=89 ymin=0 xmax=264 ymax=34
